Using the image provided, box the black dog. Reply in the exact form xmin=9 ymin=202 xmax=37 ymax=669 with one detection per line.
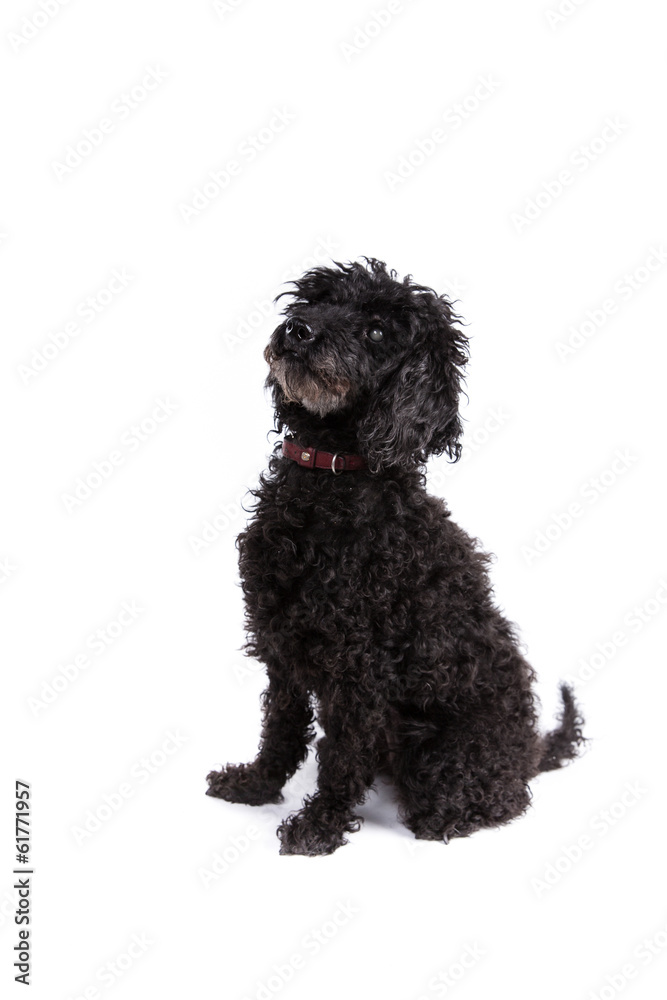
xmin=207 ymin=258 xmax=584 ymax=855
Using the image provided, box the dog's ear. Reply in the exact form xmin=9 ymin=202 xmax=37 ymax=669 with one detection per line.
xmin=357 ymin=292 xmax=468 ymax=472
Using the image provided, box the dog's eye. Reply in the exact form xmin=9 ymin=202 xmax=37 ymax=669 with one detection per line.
xmin=368 ymin=327 xmax=384 ymax=343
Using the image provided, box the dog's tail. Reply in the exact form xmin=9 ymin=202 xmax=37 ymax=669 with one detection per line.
xmin=535 ymin=683 xmax=586 ymax=774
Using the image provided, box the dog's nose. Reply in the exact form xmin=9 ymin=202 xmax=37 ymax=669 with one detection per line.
xmin=284 ymin=317 xmax=316 ymax=346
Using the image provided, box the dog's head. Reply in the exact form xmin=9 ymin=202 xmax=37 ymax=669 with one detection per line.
xmin=264 ymin=258 xmax=468 ymax=472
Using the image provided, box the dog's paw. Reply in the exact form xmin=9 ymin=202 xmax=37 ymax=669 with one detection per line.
xmin=277 ymin=808 xmax=360 ymax=856
xmin=205 ymin=763 xmax=284 ymax=806
xmin=407 ymin=816 xmax=472 ymax=843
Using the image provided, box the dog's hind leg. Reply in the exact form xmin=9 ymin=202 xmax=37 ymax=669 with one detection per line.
xmin=206 ymin=664 xmax=314 ymax=805
xmin=391 ymin=710 xmax=535 ymax=842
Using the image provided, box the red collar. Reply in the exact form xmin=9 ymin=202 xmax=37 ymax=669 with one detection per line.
xmin=282 ymin=437 xmax=368 ymax=474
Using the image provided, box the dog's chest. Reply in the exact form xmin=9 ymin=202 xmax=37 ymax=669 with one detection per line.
xmin=259 ymin=485 xmax=357 ymax=583
xmin=239 ymin=472 xmax=399 ymax=648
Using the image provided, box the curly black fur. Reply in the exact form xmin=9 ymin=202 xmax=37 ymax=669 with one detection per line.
xmin=206 ymin=258 xmax=585 ymax=855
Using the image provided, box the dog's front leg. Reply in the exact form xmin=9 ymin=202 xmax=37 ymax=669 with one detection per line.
xmin=206 ymin=666 xmax=314 ymax=805
xmin=278 ymin=696 xmax=380 ymax=855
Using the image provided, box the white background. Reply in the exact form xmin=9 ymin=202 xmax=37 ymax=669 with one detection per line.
xmin=2 ymin=1 xmax=666 ymax=998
